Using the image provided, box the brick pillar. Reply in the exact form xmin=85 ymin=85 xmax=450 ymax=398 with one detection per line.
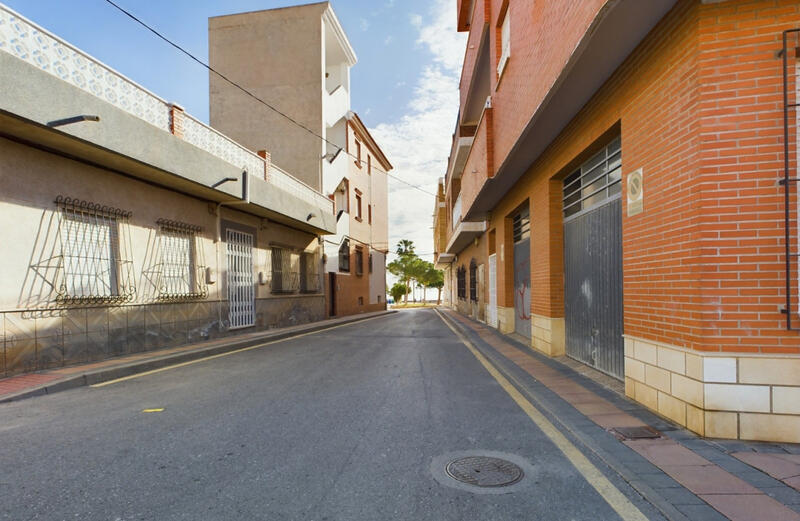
xmin=257 ymin=149 xmax=270 ymax=181
xmin=168 ymin=103 xmax=185 ymax=138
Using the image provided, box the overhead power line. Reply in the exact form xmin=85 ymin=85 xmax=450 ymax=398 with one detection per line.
xmin=102 ymin=0 xmax=437 ymax=198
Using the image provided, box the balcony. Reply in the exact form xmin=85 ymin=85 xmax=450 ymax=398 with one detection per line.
xmin=325 ymin=84 xmax=349 ymax=128
xmin=0 ymin=4 xmax=334 ymax=233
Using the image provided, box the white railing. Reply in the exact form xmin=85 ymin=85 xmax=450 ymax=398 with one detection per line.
xmin=0 ymin=4 xmax=170 ymax=131
xmin=325 ymin=84 xmax=349 ymax=128
xmin=270 ymin=163 xmax=334 ymax=211
xmin=452 ymin=194 xmax=462 ymax=229
xmin=182 ymin=113 xmax=264 ymax=180
xmin=0 ymin=3 xmax=333 ymax=216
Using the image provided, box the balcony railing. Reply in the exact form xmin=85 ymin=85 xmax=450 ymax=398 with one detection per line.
xmin=452 ymin=194 xmax=462 ymax=229
xmin=0 ymin=4 xmax=333 ymax=215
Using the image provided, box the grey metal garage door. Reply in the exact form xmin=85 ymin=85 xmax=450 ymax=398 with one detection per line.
xmin=562 ymin=138 xmax=624 ymax=379
xmin=513 ymin=205 xmax=531 ymax=338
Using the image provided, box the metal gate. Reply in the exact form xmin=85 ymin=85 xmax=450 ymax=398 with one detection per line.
xmin=226 ymin=229 xmax=255 ymax=328
xmin=488 ymin=254 xmax=498 ymax=328
xmin=513 ymin=205 xmax=531 ymax=338
xmin=563 ymin=137 xmax=623 ymax=379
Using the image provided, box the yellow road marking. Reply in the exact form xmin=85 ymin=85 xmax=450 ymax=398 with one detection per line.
xmin=436 ymin=310 xmax=648 ymax=521
xmin=92 ymin=314 xmax=389 ymax=388
xmin=142 ymin=408 xmax=164 ymax=413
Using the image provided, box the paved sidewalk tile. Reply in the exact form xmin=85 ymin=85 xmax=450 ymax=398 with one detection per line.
xmin=700 ymin=494 xmax=800 ymax=521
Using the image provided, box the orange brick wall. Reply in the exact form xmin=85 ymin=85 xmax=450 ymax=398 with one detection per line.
xmin=447 ymin=0 xmax=800 ymax=355
xmin=695 ymin=0 xmax=799 ymax=353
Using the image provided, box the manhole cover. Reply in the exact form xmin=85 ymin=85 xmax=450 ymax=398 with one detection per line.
xmin=445 ymin=456 xmax=524 ymax=487
xmin=613 ymin=426 xmax=661 ymax=440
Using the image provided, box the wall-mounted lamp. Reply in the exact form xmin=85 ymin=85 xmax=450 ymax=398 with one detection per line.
xmin=212 ymin=177 xmax=238 ymax=189
xmin=47 ymin=115 xmax=100 ymax=127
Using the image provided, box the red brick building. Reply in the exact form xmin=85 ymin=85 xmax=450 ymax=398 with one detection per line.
xmin=434 ymin=0 xmax=800 ymax=442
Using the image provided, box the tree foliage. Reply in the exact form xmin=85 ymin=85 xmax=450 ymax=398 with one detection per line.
xmin=388 ymin=240 xmax=444 ymax=304
xmin=389 ymin=282 xmax=407 ymax=303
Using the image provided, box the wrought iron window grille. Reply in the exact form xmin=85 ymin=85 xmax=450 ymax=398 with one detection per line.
xmin=457 ymin=266 xmax=467 ymax=300
xmin=53 ymin=196 xmax=136 ymax=306
xmin=355 ymin=246 xmax=364 ymax=276
xmin=300 ymin=252 xmax=322 ymax=293
xmin=339 ymin=239 xmax=351 ymax=273
xmin=154 ymin=219 xmax=208 ymax=301
xmin=469 ymin=260 xmax=478 ymax=302
xmin=270 ymin=247 xmax=300 ymax=294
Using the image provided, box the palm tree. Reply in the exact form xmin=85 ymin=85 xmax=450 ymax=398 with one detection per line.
xmin=396 ymin=239 xmax=415 ymax=256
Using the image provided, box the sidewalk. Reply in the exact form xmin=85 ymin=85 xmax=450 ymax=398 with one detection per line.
xmin=438 ymin=308 xmax=800 ymax=521
xmin=0 ymin=310 xmax=394 ymax=403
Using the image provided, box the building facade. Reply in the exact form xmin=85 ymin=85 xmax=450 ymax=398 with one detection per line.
xmin=209 ymin=2 xmax=391 ymax=317
xmin=434 ymin=0 xmax=800 ymax=442
xmin=0 ymin=4 xmax=335 ymax=376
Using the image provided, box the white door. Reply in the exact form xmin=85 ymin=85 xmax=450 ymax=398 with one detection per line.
xmin=488 ymin=254 xmax=497 ymax=328
xmin=226 ymin=229 xmax=255 ymax=328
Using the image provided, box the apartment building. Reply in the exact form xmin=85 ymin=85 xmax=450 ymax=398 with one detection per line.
xmin=209 ymin=2 xmax=391 ymax=317
xmin=434 ymin=0 xmax=800 ymax=442
xmin=0 ymin=4 xmax=335 ymax=376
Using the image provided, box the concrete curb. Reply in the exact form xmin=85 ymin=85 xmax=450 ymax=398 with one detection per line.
xmin=0 ymin=310 xmax=396 ymax=404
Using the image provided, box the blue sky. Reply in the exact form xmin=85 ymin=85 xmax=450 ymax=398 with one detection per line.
xmin=5 ymin=0 xmax=466 ymax=266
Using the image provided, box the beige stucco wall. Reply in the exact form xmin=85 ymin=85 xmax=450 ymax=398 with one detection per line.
xmin=209 ymin=3 xmax=327 ymax=190
xmin=0 ymin=137 xmax=325 ymax=375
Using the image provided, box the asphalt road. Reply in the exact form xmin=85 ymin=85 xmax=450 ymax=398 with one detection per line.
xmin=0 ymin=309 xmax=664 ymax=520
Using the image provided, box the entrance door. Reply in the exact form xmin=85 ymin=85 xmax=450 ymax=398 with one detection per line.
xmin=563 ymin=137 xmax=623 ymax=379
xmin=226 ymin=229 xmax=255 ymax=329
xmin=513 ymin=205 xmax=531 ymax=338
xmin=329 ymin=272 xmax=337 ymax=316
xmin=488 ymin=254 xmax=497 ymax=328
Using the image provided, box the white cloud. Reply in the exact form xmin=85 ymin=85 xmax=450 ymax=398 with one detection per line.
xmin=384 ymin=35 xmax=393 ymax=46
xmin=359 ymin=18 xmax=370 ymax=31
xmin=369 ymin=0 xmax=466 ymax=265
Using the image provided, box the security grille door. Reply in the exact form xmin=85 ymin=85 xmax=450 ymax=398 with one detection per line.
xmin=513 ymin=205 xmax=531 ymax=338
xmin=563 ymin=138 xmax=624 ymax=379
xmin=488 ymin=254 xmax=498 ymax=328
xmin=226 ymin=229 xmax=255 ymax=328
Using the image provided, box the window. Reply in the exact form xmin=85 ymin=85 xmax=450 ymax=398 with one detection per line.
xmin=355 ymin=245 xmax=364 ymax=276
xmin=358 ymin=296 xmax=364 ymax=306
xmin=300 ymin=251 xmax=320 ymax=293
xmin=368 ymin=252 xmax=373 ymax=273
xmin=457 ymin=266 xmax=466 ymax=300
xmin=368 ymin=204 xmax=372 ymax=224
xmin=61 ymin=211 xmax=119 ymax=299
xmin=367 ymin=155 xmax=372 ymax=174
xmin=156 ymin=219 xmax=205 ymax=299
xmin=562 ymin=137 xmax=622 ymax=219
xmin=497 ymin=8 xmax=511 ymax=77
xmin=355 ymin=140 xmax=362 ymax=167
xmin=339 ymin=239 xmax=350 ymax=272
xmin=355 ymin=190 xmax=363 ymax=221
xmin=54 ymin=197 xmax=136 ymax=305
xmin=469 ymin=260 xmax=478 ymax=302
xmin=271 ymin=247 xmax=299 ymax=293
xmin=512 ymin=205 xmax=530 ymax=243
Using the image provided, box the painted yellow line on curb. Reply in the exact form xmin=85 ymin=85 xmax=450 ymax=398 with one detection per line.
xmin=142 ymin=408 xmax=164 ymax=413
xmin=91 ymin=314 xmax=390 ymax=388
xmin=436 ymin=310 xmax=648 ymax=521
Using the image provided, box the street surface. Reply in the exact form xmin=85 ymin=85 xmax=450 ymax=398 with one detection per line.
xmin=0 ymin=309 xmax=664 ymax=520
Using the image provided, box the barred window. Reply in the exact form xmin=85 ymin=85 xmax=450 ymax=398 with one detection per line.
xmin=339 ymin=239 xmax=350 ymax=273
xmin=300 ymin=252 xmax=321 ymax=293
xmin=469 ymin=260 xmax=478 ymax=302
xmin=457 ymin=266 xmax=466 ymax=300
xmin=155 ymin=219 xmax=205 ymax=299
xmin=355 ymin=246 xmax=364 ymax=276
xmin=271 ymin=247 xmax=299 ymax=293
xmin=61 ymin=211 xmax=118 ymax=298
xmin=368 ymin=252 xmax=373 ymax=273
xmin=55 ymin=196 xmax=135 ymax=304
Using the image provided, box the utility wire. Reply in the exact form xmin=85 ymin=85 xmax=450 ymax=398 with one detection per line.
xmin=102 ymin=0 xmax=437 ymax=198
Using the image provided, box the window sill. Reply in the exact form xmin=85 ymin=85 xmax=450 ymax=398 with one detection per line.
xmin=354 ymin=217 xmax=363 ymax=222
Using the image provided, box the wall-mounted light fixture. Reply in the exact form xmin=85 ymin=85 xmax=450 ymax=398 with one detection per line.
xmin=47 ymin=115 xmax=100 ymax=127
